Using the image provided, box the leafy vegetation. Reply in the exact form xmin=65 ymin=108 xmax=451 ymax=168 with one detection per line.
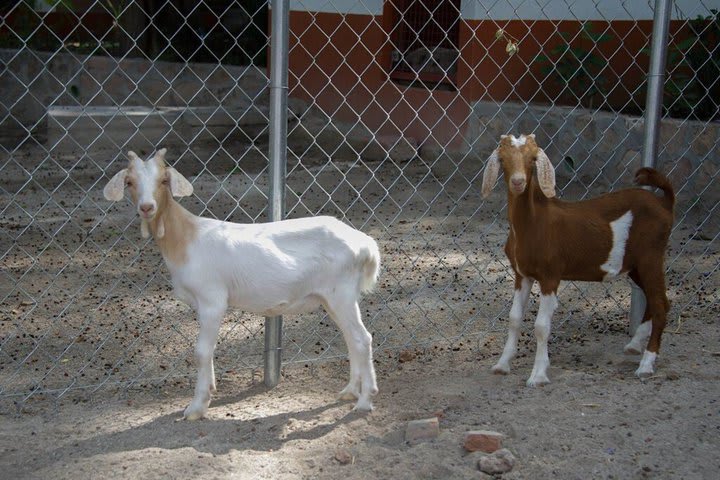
xmin=534 ymin=22 xmax=613 ymax=109
xmin=0 ymin=0 xmax=268 ymax=67
xmin=662 ymin=10 xmax=720 ymax=121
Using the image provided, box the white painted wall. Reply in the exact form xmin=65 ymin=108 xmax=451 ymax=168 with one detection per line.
xmin=462 ymin=0 xmax=720 ymax=21
xmin=289 ymin=0 xmax=719 ymax=21
xmin=290 ymin=0 xmax=384 ymax=15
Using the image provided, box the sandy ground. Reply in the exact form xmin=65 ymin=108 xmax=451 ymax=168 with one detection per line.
xmin=2 ymin=141 xmax=719 ymax=478
xmin=2 ymin=319 xmax=720 ymax=480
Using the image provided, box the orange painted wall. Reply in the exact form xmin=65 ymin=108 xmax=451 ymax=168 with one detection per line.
xmin=286 ymin=11 xmax=690 ymax=146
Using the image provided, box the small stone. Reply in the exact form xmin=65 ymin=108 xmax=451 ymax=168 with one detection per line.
xmin=334 ymin=449 xmax=353 ymax=465
xmin=665 ymin=371 xmax=680 ymax=381
xmin=405 ymin=417 xmax=440 ymax=445
xmin=464 ymin=430 xmax=505 ymax=453
xmin=477 ymin=448 xmax=516 ymax=475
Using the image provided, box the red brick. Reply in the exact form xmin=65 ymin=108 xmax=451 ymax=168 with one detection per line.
xmin=464 ymin=430 xmax=505 ymax=453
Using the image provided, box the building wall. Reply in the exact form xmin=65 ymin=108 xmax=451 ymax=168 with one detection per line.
xmin=287 ymin=1 xmax=718 ymax=146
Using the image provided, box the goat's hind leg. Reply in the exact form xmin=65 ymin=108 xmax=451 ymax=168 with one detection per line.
xmin=184 ymin=300 xmax=226 ymax=420
xmin=635 ymin=268 xmax=669 ymax=378
xmin=492 ymin=276 xmax=534 ymax=374
xmin=325 ymin=293 xmax=377 ymax=411
xmin=624 ymin=273 xmax=651 ymax=355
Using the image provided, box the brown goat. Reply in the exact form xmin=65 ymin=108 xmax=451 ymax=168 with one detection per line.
xmin=482 ymin=134 xmax=674 ymax=385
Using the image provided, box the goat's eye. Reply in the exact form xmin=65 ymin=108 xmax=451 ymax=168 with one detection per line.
xmin=162 ymin=178 xmax=170 ymax=186
xmin=125 ymin=180 xmax=133 ymax=187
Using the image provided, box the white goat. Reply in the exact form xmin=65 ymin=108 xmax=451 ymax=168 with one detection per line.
xmin=482 ymin=134 xmax=674 ymax=386
xmin=104 ymin=149 xmax=380 ymax=419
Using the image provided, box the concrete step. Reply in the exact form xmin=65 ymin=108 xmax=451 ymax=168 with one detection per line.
xmin=46 ymin=105 xmax=269 ymax=153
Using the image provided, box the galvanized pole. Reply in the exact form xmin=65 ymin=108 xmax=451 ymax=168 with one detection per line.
xmin=265 ymin=0 xmax=289 ymax=387
xmin=630 ymin=0 xmax=673 ymax=334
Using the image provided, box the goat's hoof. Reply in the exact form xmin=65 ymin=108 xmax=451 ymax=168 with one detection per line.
xmin=338 ymin=382 xmax=361 ymax=401
xmin=491 ymin=363 xmax=510 ymax=375
xmin=352 ymin=399 xmax=374 ymax=412
xmin=635 ymin=367 xmax=654 ymax=379
xmin=623 ymin=344 xmax=642 ymax=355
xmin=526 ymin=375 xmax=550 ymax=387
xmin=183 ymin=404 xmax=208 ymax=421
xmin=338 ymin=390 xmax=359 ymax=401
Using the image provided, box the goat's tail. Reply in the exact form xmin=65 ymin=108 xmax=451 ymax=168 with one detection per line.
xmin=359 ymin=237 xmax=381 ymax=294
xmin=635 ymin=167 xmax=675 ymax=212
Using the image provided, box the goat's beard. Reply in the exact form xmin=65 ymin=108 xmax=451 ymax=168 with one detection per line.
xmin=140 ymin=217 xmax=165 ymax=239
xmin=140 ymin=218 xmax=150 ymax=239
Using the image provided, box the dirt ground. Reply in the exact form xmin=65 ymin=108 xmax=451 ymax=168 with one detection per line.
xmin=1 ymin=141 xmax=719 ymax=479
xmin=2 ymin=322 xmax=720 ymax=480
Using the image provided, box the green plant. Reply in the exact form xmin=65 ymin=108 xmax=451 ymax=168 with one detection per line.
xmin=662 ymin=10 xmax=720 ymax=121
xmin=535 ymin=23 xmax=613 ymax=109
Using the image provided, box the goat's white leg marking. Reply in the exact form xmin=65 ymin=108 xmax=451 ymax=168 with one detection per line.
xmin=636 ymin=350 xmax=657 ymax=378
xmin=601 ymin=211 xmax=634 ymax=279
xmin=624 ymin=320 xmax=652 ymax=355
xmin=326 ymin=296 xmax=377 ymax=411
xmin=184 ymin=301 xmax=226 ymax=420
xmin=527 ymin=293 xmax=558 ymax=386
xmin=492 ymin=277 xmax=533 ymax=374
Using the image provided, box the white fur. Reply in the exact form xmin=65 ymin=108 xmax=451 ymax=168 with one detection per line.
xmin=636 ymin=350 xmax=657 ymax=378
xmin=105 ymin=151 xmax=381 ymax=418
xmin=175 ymin=216 xmax=381 ymax=418
xmin=624 ymin=320 xmax=652 ymax=355
xmin=601 ymin=211 xmax=633 ymax=279
xmin=492 ymin=277 xmax=533 ymax=374
xmin=510 ymin=134 xmax=527 ymax=147
xmin=527 ymin=293 xmax=557 ymax=386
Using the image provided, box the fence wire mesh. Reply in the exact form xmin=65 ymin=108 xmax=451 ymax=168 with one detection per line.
xmin=1 ymin=0 xmax=718 ymax=412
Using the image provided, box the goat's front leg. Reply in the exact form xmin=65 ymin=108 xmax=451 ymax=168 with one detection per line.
xmin=527 ymin=288 xmax=558 ymax=386
xmin=492 ymin=276 xmax=533 ymax=374
xmin=184 ymin=301 xmax=226 ymax=420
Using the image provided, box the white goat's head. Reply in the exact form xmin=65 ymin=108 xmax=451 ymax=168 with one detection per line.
xmin=481 ymin=134 xmax=556 ymax=199
xmin=103 ymin=149 xmax=193 ymax=237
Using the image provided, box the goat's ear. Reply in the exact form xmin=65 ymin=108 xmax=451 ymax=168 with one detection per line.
xmin=481 ymin=149 xmax=500 ymax=199
xmin=103 ymin=168 xmax=128 ymax=201
xmin=535 ymin=148 xmax=556 ymax=198
xmin=167 ymin=167 xmax=193 ymax=197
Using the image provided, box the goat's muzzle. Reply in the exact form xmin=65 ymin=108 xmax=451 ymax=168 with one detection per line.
xmin=139 ymin=203 xmax=156 ymax=219
xmin=510 ymin=175 xmax=526 ymax=194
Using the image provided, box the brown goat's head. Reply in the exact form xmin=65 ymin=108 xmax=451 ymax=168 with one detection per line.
xmin=481 ymin=134 xmax=556 ymax=199
xmin=103 ymin=149 xmax=193 ymax=237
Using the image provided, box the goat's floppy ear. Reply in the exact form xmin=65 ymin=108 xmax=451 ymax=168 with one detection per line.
xmin=167 ymin=168 xmax=193 ymax=197
xmin=103 ymin=169 xmax=128 ymax=201
xmin=535 ymin=148 xmax=556 ymax=198
xmin=481 ymin=149 xmax=500 ymax=199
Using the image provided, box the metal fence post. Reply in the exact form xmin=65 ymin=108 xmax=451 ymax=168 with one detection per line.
xmin=264 ymin=0 xmax=289 ymax=387
xmin=631 ymin=0 xmax=673 ymax=335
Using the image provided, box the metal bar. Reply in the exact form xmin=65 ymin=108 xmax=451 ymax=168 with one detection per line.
xmin=630 ymin=0 xmax=673 ymax=335
xmin=264 ymin=0 xmax=290 ymax=388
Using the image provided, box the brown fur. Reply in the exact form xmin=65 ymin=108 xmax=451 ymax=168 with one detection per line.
xmin=124 ymin=160 xmax=197 ymax=266
xmin=495 ymin=135 xmax=674 ymax=354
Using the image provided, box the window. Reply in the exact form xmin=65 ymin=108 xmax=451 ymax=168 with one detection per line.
xmin=387 ymin=0 xmax=461 ymax=85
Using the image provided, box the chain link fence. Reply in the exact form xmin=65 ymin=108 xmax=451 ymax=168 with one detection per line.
xmin=1 ymin=0 xmax=718 ymax=412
